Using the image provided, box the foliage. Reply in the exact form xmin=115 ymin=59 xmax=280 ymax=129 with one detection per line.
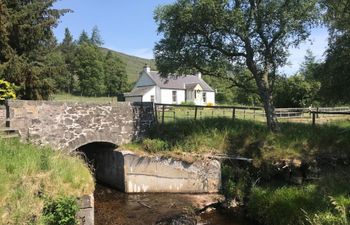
xmin=304 ymin=197 xmax=349 ymax=225
xmin=247 ymin=169 xmax=350 ymax=225
xmin=42 ymin=196 xmax=79 ymax=225
xmin=104 ymin=51 xmax=128 ymax=96
xmin=154 ymin=0 xmax=320 ymax=131
xmin=274 ymin=74 xmax=320 ymax=108
xmin=0 ymin=0 xmax=69 ymax=100
xmin=0 ymin=138 xmax=94 ymax=224
xmin=142 ymin=138 xmax=169 ymax=153
xmin=74 ymin=43 xmax=106 ymax=96
xmin=247 ymin=185 xmax=323 ymax=225
xmin=0 ymin=79 xmax=16 ymax=101
xmin=128 ymin=117 xmax=350 ymax=162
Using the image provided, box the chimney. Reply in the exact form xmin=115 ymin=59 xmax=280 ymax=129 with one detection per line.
xmin=195 ymin=71 xmax=202 ymax=79
xmin=143 ymin=64 xmax=151 ymax=73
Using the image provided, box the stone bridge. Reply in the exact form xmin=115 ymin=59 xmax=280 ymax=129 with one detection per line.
xmin=1 ymin=100 xmax=221 ymax=195
xmin=3 ymin=100 xmax=154 ymax=151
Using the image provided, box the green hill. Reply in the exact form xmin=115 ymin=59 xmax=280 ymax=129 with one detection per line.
xmin=101 ymin=48 xmax=156 ymax=83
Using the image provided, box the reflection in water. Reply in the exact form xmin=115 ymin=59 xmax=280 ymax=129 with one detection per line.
xmin=94 ymin=185 xmax=256 ymax=225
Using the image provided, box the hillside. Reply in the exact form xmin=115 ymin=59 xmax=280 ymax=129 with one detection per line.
xmin=101 ymin=48 xmax=156 ymax=83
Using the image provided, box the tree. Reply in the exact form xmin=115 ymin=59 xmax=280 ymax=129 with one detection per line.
xmin=314 ymin=0 xmax=350 ymax=105
xmin=78 ymin=30 xmax=90 ymax=45
xmin=154 ymin=0 xmax=320 ymax=131
xmin=90 ymin=26 xmax=104 ymax=47
xmin=274 ymin=75 xmax=320 ymax=108
xmin=104 ymin=51 xmax=128 ymax=97
xmin=74 ymin=43 xmax=106 ymax=96
xmin=0 ymin=0 xmax=69 ymax=99
xmin=59 ymin=28 xmax=78 ymax=93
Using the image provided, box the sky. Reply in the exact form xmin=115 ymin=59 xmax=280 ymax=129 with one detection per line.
xmin=53 ymin=0 xmax=329 ymax=75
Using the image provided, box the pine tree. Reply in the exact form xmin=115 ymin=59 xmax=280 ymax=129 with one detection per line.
xmin=90 ymin=26 xmax=104 ymax=46
xmin=78 ymin=30 xmax=90 ymax=45
xmin=0 ymin=0 xmax=69 ymax=99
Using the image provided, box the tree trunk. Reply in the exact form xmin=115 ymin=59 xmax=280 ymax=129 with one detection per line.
xmin=259 ymin=84 xmax=279 ymax=132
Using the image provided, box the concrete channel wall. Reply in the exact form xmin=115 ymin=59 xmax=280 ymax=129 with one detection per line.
xmin=95 ymin=149 xmax=221 ymax=193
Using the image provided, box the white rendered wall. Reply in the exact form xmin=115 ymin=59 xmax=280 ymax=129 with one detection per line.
xmin=160 ymin=89 xmax=185 ymax=104
xmin=206 ymin=92 xmax=215 ymax=105
xmin=142 ymin=87 xmax=156 ymax=102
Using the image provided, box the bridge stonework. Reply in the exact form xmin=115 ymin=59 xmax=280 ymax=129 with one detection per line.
xmin=6 ymin=100 xmax=154 ymax=151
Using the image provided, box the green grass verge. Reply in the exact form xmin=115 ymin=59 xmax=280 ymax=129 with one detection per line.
xmin=52 ymin=93 xmax=118 ymax=103
xmin=247 ymin=169 xmax=350 ymax=225
xmin=0 ymin=138 xmax=94 ymax=224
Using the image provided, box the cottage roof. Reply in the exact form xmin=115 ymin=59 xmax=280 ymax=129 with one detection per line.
xmin=124 ymin=86 xmax=153 ymax=97
xmin=148 ymin=71 xmax=214 ymax=92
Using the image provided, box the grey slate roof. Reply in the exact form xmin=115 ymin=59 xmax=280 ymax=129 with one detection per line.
xmin=148 ymin=71 xmax=214 ymax=92
xmin=124 ymin=86 xmax=154 ymax=97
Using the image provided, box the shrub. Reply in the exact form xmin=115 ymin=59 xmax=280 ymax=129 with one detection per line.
xmin=0 ymin=79 xmax=16 ymax=102
xmin=42 ymin=196 xmax=79 ymax=225
xmin=142 ymin=138 xmax=169 ymax=153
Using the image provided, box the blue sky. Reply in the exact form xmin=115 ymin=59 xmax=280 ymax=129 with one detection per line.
xmin=53 ymin=0 xmax=329 ymax=75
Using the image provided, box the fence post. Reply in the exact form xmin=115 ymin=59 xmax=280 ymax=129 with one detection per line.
xmin=161 ymin=105 xmax=165 ymax=125
xmin=5 ymin=99 xmax=10 ymax=128
xmin=194 ymin=106 xmax=198 ymax=120
xmin=312 ymin=112 xmax=316 ymax=126
xmin=173 ymin=111 xmax=176 ymax=121
xmin=232 ymin=108 xmax=236 ymax=120
xmin=244 ymin=109 xmax=246 ymax=119
xmin=154 ymin=104 xmax=158 ymax=124
xmin=253 ymin=109 xmax=256 ymax=121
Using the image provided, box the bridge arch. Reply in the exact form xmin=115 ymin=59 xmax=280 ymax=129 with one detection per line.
xmin=77 ymin=141 xmax=125 ymax=192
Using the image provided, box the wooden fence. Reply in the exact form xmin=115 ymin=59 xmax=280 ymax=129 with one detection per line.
xmin=154 ymin=103 xmax=263 ymax=124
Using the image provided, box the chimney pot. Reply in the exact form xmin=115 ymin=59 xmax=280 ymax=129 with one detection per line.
xmin=195 ymin=71 xmax=202 ymax=79
xmin=143 ymin=64 xmax=151 ymax=73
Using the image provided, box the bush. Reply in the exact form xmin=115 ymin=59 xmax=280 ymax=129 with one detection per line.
xmin=142 ymin=138 xmax=169 ymax=153
xmin=0 ymin=79 xmax=16 ymax=102
xmin=42 ymin=196 xmax=79 ymax=225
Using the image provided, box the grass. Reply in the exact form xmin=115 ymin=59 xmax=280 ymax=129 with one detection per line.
xmin=0 ymin=138 xmax=94 ymax=224
xmin=247 ymin=168 xmax=350 ymax=225
xmin=125 ymin=117 xmax=350 ymax=163
xmin=52 ymin=93 xmax=118 ymax=103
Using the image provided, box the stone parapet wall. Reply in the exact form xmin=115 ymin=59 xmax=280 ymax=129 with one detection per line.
xmin=6 ymin=100 xmax=154 ymax=151
xmin=0 ymin=106 xmax=5 ymax=127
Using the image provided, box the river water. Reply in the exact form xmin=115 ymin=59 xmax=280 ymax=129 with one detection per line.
xmin=94 ymin=185 xmax=256 ymax=225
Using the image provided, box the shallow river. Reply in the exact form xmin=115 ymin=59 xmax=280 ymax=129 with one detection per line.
xmin=94 ymin=185 xmax=256 ymax=225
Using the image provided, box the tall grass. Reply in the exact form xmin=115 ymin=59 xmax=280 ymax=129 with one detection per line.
xmin=247 ymin=169 xmax=350 ymax=225
xmin=0 ymin=138 xmax=94 ymax=224
xmin=128 ymin=118 xmax=350 ymax=162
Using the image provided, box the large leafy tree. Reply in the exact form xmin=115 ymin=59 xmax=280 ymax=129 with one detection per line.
xmin=74 ymin=43 xmax=106 ymax=96
xmin=0 ymin=0 xmax=69 ymax=99
xmin=315 ymin=0 xmax=350 ymax=105
xmin=154 ymin=0 xmax=320 ymax=131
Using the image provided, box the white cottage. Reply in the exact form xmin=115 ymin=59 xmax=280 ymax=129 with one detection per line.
xmin=124 ymin=65 xmax=215 ymax=105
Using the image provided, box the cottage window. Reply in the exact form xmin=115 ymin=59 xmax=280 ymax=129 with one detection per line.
xmin=150 ymin=95 xmax=155 ymax=102
xmin=203 ymin=92 xmax=206 ymax=103
xmin=172 ymin=91 xmax=177 ymax=103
